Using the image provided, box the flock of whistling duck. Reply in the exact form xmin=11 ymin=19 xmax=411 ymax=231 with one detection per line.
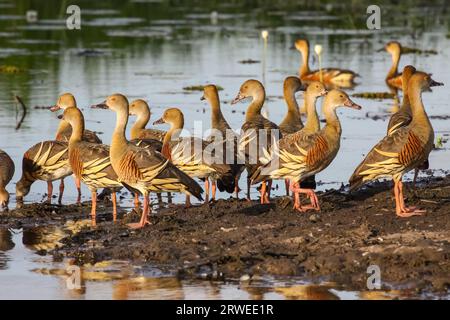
xmin=0 ymin=39 xmax=444 ymax=229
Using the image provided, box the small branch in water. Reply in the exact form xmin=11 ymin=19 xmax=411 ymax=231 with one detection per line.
xmin=14 ymin=95 xmax=27 ymax=130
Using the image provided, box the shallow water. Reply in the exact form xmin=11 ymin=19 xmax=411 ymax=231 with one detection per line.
xmin=0 ymin=226 xmax=440 ymax=300
xmin=0 ymin=0 xmax=449 ymax=299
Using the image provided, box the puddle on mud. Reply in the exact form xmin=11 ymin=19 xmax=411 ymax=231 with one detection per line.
xmin=0 ymin=226 xmax=441 ymax=300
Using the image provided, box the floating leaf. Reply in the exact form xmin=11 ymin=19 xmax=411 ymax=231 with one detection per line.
xmin=0 ymin=65 xmax=23 ymax=73
xmin=352 ymin=92 xmax=396 ymax=99
xmin=183 ymin=85 xmax=223 ymax=91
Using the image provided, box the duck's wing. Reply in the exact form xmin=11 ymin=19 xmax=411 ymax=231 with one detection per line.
xmin=57 ymin=127 xmax=102 ymax=144
xmin=83 ymin=129 xmax=102 ymax=144
xmin=349 ymin=128 xmax=426 ymax=190
xmin=119 ymin=144 xmax=203 ymax=200
xmin=139 ymin=129 xmax=166 ymax=142
xmin=253 ymin=130 xmax=330 ymax=183
xmin=23 ymin=140 xmax=71 ymax=180
xmin=70 ymin=142 xmax=120 ymax=189
xmin=387 ymin=111 xmax=412 ymax=136
xmin=130 ymin=138 xmax=162 ymax=152
xmin=304 ymin=68 xmax=358 ymax=83
xmin=0 ymin=150 xmax=14 ymax=185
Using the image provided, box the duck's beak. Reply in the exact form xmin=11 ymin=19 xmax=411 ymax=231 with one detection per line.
xmin=91 ymin=101 xmax=108 ymax=109
xmin=430 ymin=78 xmax=444 ymax=87
xmin=50 ymin=105 xmax=61 ymax=112
xmin=376 ymin=47 xmax=385 ymax=52
xmin=344 ymin=98 xmax=362 ymax=110
xmin=153 ymin=117 xmax=165 ymax=125
xmin=320 ymin=89 xmax=328 ymax=96
xmin=200 ymin=95 xmax=206 ymax=101
xmin=231 ymin=91 xmax=245 ymax=105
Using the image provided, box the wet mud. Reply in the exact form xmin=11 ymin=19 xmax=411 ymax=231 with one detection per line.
xmin=1 ymin=176 xmax=449 ymax=294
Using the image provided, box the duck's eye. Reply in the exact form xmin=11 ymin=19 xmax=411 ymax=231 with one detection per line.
xmin=340 ymin=95 xmax=343 ymax=98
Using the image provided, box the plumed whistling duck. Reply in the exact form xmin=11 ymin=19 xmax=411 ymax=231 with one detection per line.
xmin=386 ymin=65 xmax=416 ymax=136
xmin=386 ymin=65 xmax=429 ymax=188
xmin=231 ymin=79 xmax=280 ymax=203
xmin=295 ymin=39 xmax=358 ymax=87
xmin=382 ymin=41 xmax=403 ymax=90
xmin=51 ymin=93 xmax=102 ymax=204
xmin=0 ymin=149 xmax=15 ymax=210
xmin=62 ymin=107 xmax=123 ymax=227
xmin=52 ymin=93 xmax=102 ymax=143
xmin=16 ymin=140 xmax=72 ymax=207
xmin=279 ymin=76 xmax=306 ymax=135
xmin=128 ymin=99 xmax=166 ymax=142
xmin=349 ymin=72 xmax=443 ymax=217
xmin=279 ymin=78 xmax=326 ymax=195
xmin=252 ymin=89 xmax=361 ymax=212
xmin=201 ymin=84 xmax=245 ymax=199
xmin=153 ymin=107 xmax=235 ymax=205
xmin=127 ymin=99 xmax=168 ymax=207
xmin=92 ymin=94 xmax=203 ymax=229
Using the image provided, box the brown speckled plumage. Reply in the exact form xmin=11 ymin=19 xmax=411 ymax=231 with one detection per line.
xmin=349 ymin=72 xmax=442 ymax=217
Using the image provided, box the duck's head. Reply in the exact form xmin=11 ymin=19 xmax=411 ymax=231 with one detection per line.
xmin=401 ymin=65 xmax=416 ymax=90
xmin=231 ymin=79 xmax=264 ymax=104
xmin=384 ymin=41 xmax=401 ymax=56
xmin=324 ymin=89 xmax=362 ymax=111
xmin=51 ymin=93 xmax=77 ymax=112
xmin=403 ymin=65 xmax=416 ymax=80
xmin=60 ymin=106 xmax=83 ymax=128
xmin=284 ymin=76 xmax=306 ymax=94
xmin=294 ymin=39 xmax=309 ymax=54
xmin=409 ymin=72 xmax=443 ymax=92
xmin=15 ymin=180 xmax=30 ymax=207
xmin=0 ymin=189 xmax=9 ymax=210
xmin=153 ymin=108 xmax=184 ymax=127
xmin=306 ymin=81 xmax=328 ymax=98
xmin=201 ymin=85 xmax=218 ymax=101
xmin=91 ymin=94 xmax=129 ymax=113
xmin=129 ymin=99 xmax=150 ymax=117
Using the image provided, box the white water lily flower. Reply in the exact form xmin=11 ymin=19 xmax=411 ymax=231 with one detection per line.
xmin=261 ymin=30 xmax=269 ymax=40
xmin=314 ymin=44 xmax=323 ymax=56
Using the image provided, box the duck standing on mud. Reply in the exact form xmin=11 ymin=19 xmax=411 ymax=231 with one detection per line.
xmin=202 ymin=84 xmax=245 ymax=200
xmin=231 ymin=79 xmax=280 ymax=203
xmin=252 ymin=90 xmax=361 ymax=212
xmin=349 ymin=72 xmax=443 ymax=217
xmin=51 ymin=93 xmax=103 ymax=204
xmin=153 ymin=107 xmax=235 ymax=205
xmin=92 ymin=94 xmax=203 ymax=228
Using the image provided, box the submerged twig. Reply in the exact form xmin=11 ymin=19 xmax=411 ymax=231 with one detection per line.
xmin=14 ymin=95 xmax=27 ymax=130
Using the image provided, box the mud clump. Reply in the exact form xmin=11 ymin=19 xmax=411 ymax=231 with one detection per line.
xmin=2 ymin=177 xmax=450 ymax=294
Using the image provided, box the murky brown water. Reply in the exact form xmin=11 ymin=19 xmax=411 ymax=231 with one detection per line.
xmin=0 ymin=0 xmax=449 ymax=299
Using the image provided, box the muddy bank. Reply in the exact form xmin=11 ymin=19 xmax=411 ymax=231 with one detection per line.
xmin=1 ymin=176 xmax=450 ymax=294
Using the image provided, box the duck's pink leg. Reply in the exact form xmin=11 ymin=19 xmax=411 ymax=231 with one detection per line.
xmin=46 ymin=181 xmax=53 ymax=203
xmin=91 ymin=191 xmax=97 ymax=227
xmin=58 ymin=179 xmax=65 ymax=205
xmin=290 ymin=181 xmax=319 ymax=212
xmin=396 ymin=181 xmax=425 ymax=217
xmin=204 ymin=179 xmax=210 ymax=204
xmin=285 ymin=179 xmax=290 ymax=196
